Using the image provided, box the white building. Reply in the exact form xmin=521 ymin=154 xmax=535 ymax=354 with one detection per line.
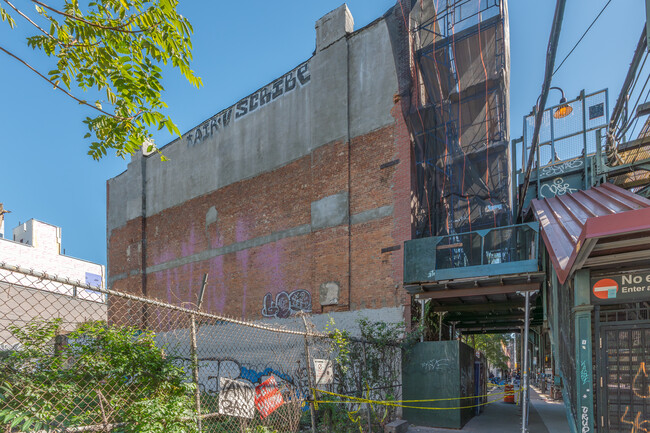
xmin=0 ymin=215 xmax=107 ymax=349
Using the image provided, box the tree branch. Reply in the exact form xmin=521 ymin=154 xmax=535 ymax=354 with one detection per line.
xmin=0 ymin=44 xmax=125 ymax=119
xmin=3 ymin=0 xmax=51 ymax=38
xmin=3 ymin=1 xmax=103 ymax=48
xmin=30 ymin=0 xmax=154 ymax=33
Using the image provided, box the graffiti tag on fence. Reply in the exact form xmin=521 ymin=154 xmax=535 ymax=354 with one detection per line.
xmin=621 ymin=406 xmax=650 ymax=433
xmin=619 ymin=362 xmax=650 ymax=433
xmin=633 ymin=362 xmax=650 ymax=399
xmin=581 ymin=406 xmax=590 ymax=433
xmin=218 ymin=378 xmax=255 ymax=419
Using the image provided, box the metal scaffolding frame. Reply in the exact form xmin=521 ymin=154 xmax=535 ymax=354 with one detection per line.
xmin=409 ymin=0 xmax=511 ymax=238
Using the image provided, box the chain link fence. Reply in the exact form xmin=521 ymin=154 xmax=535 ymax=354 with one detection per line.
xmin=0 ymin=262 xmax=403 ymax=433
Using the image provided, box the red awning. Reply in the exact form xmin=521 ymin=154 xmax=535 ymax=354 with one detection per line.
xmin=530 ymin=183 xmax=650 ymax=284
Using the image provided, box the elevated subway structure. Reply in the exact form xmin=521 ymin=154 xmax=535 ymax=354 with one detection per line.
xmin=409 ymin=0 xmax=511 ymax=238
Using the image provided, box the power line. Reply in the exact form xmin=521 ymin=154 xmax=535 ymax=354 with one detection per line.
xmin=552 ymin=0 xmax=613 ymax=76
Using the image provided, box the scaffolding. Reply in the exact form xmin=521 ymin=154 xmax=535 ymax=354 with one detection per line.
xmin=406 ymin=0 xmax=511 ymax=237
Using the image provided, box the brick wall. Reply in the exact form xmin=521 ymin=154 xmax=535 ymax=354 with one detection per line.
xmin=108 ymin=103 xmax=413 ymax=321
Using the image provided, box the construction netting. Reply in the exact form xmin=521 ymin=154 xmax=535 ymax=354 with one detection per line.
xmin=389 ymin=0 xmax=511 ymax=237
xmin=0 ymin=262 xmax=403 ymax=433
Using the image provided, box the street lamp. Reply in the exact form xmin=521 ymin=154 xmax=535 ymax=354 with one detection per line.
xmin=536 ymin=86 xmax=573 ymax=119
xmin=552 ymin=87 xmax=573 ymax=119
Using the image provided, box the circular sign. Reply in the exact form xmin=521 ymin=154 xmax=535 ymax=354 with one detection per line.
xmin=593 ymin=278 xmax=619 ymax=300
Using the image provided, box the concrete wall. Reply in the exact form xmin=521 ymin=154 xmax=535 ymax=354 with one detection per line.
xmin=0 ymin=282 xmax=107 ymax=349
xmin=107 ymin=6 xmax=398 ymax=233
xmin=107 ymin=5 xmax=412 ymax=324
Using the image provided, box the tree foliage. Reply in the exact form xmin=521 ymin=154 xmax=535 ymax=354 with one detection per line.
xmin=0 ymin=0 xmax=201 ymax=160
xmin=0 ymin=319 xmax=197 ymax=432
xmin=472 ymin=333 xmax=510 ymax=371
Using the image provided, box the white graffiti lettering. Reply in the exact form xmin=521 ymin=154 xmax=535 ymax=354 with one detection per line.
xmin=540 ymin=177 xmax=578 ymax=198
xmin=261 ymin=289 xmax=312 ymax=319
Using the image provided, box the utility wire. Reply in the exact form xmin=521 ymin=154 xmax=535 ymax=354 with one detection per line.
xmin=627 ymin=86 xmax=650 ymax=140
xmin=552 ymin=0 xmax=612 ymax=76
xmin=617 ymin=72 xmax=650 ymax=140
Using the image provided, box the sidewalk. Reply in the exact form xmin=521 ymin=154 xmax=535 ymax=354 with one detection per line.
xmin=406 ymin=386 xmax=570 ymax=433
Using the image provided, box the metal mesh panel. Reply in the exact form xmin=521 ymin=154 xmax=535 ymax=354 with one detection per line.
xmin=518 ymin=90 xmax=608 ymax=173
xmin=0 ymin=262 xmax=402 ymax=433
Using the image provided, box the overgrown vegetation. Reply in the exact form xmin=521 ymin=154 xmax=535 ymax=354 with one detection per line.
xmin=0 ymin=319 xmax=197 ymax=433
xmin=318 ymin=318 xmax=417 ymax=433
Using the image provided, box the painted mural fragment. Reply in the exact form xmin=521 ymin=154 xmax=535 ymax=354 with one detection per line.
xmin=261 ymin=289 xmax=312 ymax=319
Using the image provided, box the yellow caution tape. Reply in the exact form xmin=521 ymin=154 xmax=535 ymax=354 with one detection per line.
xmin=312 ymin=387 xmax=525 ymax=411
xmin=313 ymin=386 xmax=524 ymax=405
xmin=314 ymin=394 xmax=518 ymax=411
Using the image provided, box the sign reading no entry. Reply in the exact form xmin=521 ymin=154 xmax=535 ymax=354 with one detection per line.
xmin=590 ymin=270 xmax=650 ymax=304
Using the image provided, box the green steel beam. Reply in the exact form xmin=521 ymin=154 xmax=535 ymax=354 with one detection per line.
xmin=431 ymin=300 xmax=526 ymax=313
xmin=445 ymin=313 xmax=526 ymax=322
xmin=574 ymin=269 xmax=595 ymax=433
xmin=456 ymin=320 xmax=524 ymax=329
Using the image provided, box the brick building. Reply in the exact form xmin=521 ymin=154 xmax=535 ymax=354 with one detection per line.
xmin=106 ymin=5 xmax=415 ymax=327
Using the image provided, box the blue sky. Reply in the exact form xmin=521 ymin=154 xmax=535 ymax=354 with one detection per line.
xmin=0 ymin=0 xmax=645 ymax=266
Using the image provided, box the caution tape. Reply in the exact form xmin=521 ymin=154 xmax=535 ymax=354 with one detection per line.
xmin=311 ymin=387 xmax=525 ymax=411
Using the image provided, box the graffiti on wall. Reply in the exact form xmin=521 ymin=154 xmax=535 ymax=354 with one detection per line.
xmin=540 ymin=177 xmax=578 ymax=198
xmin=186 ymin=61 xmax=311 ymax=147
xmin=540 ymin=158 xmax=583 ymax=177
xmin=420 ymin=358 xmax=450 ymax=373
xmin=261 ymin=289 xmax=312 ymax=319
xmin=176 ymin=357 xmax=309 ymax=401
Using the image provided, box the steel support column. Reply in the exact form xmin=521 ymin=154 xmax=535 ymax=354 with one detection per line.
xmin=573 ymin=269 xmax=594 ymax=433
xmin=522 ymin=291 xmax=530 ymax=433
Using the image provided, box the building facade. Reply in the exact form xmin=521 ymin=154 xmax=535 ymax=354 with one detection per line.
xmin=0 ymin=217 xmax=106 ymax=348
xmin=107 ymin=5 xmax=414 ymax=326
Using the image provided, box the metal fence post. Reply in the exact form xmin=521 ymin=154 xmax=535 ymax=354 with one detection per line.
xmin=362 ymin=342 xmax=372 ymax=433
xmin=301 ymin=315 xmax=317 ymax=433
xmin=190 ymin=274 xmax=208 ymax=433
xmin=581 ymin=89 xmax=589 ymax=189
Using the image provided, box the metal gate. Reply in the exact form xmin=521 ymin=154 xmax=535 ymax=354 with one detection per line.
xmin=598 ymin=308 xmax=650 ymax=432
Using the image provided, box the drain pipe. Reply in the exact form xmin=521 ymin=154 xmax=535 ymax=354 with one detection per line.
xmin=521 ymin=291 xmax=531 ymax=433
